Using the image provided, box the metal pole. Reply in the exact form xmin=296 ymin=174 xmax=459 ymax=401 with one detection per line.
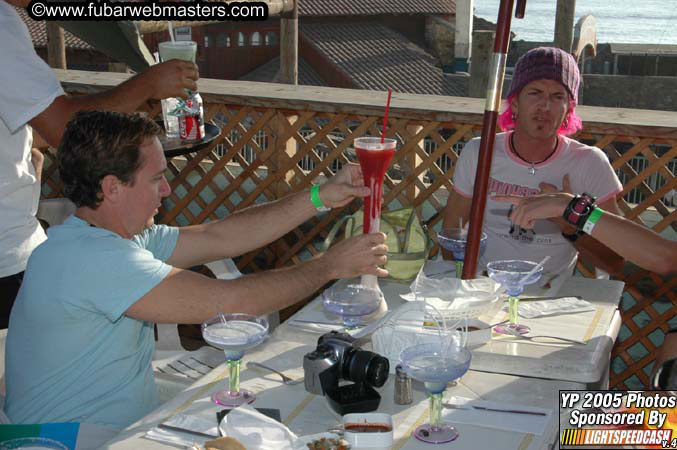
xmin=462 ymin=0 xmax=526 ymax=279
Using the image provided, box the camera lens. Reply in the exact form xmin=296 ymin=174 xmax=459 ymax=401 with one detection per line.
xmin=344 ymin=349 xmax=389 ymax=388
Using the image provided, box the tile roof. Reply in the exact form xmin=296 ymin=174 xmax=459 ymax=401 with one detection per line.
xmin=299 ymin=0 xmax=455 ymax=16
xmin=300 ymin=22 xmax=467 ymax=96
xmin=239 ymin=56 xmax=327 ymax=86
xmin=14 ymin=7 xmax=93 ymax=50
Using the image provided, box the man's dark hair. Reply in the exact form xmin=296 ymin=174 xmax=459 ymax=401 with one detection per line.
xmin=58 ymin=111 xmax=161 ymax=208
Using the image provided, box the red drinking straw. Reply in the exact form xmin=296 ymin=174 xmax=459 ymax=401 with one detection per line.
xmin=381 ymin=88 xmax=392 ymax=143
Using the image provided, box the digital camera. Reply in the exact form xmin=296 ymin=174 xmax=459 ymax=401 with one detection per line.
xmin=303 ymin=330 xmax=389 ymax=415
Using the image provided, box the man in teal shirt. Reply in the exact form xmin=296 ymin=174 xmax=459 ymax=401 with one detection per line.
xmin=5 ymin=111 xmax=389 ymax=428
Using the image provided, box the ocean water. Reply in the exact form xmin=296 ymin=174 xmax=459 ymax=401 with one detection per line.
xmin=474 ymin=0 xmax=677 ymax=45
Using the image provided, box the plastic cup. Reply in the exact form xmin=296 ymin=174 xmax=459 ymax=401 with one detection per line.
xmin=158 ymin=41 xmax=197 ymax=63
xmin=157 ymin=41 xmax=197 ymax=139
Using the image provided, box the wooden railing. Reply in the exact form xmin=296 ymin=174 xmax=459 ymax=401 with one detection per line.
xmin=46 ymin=70 xmax=676 ymax=389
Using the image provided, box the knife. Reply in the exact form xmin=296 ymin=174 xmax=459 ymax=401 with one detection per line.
xmin=443 ymin=403 xmax=547 ymax=416
xmin=157 ymin=423 xmax=219 ymax=439
xmin=517 ymin=295 xmax=583 ymax=302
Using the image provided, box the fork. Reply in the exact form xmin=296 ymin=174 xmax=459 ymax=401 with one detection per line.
xmin=246 ymin=361 xmax=304 ymax=385
xmin=503 ymin=329 xmax=585 ymax=345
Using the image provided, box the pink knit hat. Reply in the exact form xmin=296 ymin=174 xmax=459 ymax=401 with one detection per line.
xmin=507 ymin=47 xmax=580 ymax=103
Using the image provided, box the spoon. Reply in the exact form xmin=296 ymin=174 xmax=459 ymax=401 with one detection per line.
xmin=501 ymin=327 xmax=585 ymax=345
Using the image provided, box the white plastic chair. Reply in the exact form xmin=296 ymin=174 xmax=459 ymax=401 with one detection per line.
xmin=36 ymin=198 xmax=76 ymax=228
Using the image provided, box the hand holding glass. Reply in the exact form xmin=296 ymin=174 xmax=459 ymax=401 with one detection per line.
xmin=323 ymin=137 xmax=395 ymax=326
xmin=158 ymin=41 xmax=197 ymax=139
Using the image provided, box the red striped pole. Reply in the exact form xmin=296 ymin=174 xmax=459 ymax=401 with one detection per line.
xmin=462 ymin=0 xmax=527 ymax=279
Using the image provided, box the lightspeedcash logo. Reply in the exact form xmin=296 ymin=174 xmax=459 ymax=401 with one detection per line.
xmin=26 ymin=0 xmax=269 ymax=21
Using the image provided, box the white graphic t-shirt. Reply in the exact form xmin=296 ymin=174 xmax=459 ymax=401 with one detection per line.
xmin=453 ymin=132 xmax=623 ymax=276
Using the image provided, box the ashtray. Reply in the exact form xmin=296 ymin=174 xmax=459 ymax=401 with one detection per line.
xmin=159 ymin=122 xmax=221 ymax=157
xmin=452 ymin=319 xmax=492 ymax=347
xmin=342 ymin=413 xmax=393 ymax=449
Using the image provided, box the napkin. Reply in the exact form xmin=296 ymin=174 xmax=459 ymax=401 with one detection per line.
xmin=145 ymin=413 xmax=219 ymax=447
xmin=443 ymin=396 xmax=552 ymax=436
xmin=220 ymin=405 xmax=297 ymax=450
xmin=514 ymin=297 xmax=594 ymax=319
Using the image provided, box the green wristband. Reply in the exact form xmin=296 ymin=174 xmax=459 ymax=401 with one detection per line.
xmin=310 ymin=185 xmax=330 ymax=212
xmin=582 ymin=207 xmax=605 ymax=234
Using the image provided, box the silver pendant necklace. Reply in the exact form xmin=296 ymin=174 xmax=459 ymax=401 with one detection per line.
xmin=510 ymin=134 xmax=558 ymax=176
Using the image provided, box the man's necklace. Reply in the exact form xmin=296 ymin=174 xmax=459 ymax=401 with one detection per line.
xmin=510 ymin=134 xmax=558 ymax=175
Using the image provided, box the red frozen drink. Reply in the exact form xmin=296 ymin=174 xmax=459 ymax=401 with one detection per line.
xmin=355 ymin=137 xmax=396 ymax=234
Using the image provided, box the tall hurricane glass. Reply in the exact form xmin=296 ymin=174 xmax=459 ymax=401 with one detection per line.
xmin=323 ymin=137 xmax=395 ymax=326
xmin=486 ymin=260 xmax=543 ymax=335
xmin=355 ymin=137 xmax=396 ymax=291
xmin=202 ymin=313 xmax=269 ymax=407
xmin=399 ymin=342 xmax=472 ymax=444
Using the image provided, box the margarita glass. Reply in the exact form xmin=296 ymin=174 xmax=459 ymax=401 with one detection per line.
xmin=202 ymin=313 xmax=269 ymax=406
xmin=399 ymin=342 xmax=472 ymax=444
xmin=437 ymin=228 xmax=488 ymax=277
xmin=486 ymin=260 xmax=543 ymax=335
xmin=322 ymin=277 xmax=383 ymax=327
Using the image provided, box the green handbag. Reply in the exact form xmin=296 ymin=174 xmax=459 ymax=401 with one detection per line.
xmin=322 ymin=207 xmax=431 ymax=282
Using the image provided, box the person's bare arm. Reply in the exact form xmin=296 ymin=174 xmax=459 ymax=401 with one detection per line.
xmin=29 ymin=60 xmax=198 ymax=147
xmin=569 ymin=196 xmax=625 ymax=275
xmin=494 ymin=193 xmax=677 ymax=275
xmin=539 ymin=176 xmax=625 ymax=275
xmin=440 ymin=190 xmax=472 ymax=259
xmin=30 ymin=148 xmax=44 ymax=183
xmin=125 ymin=232 xmax=388 ymax=323
xmin=168 ymin=164 xmax=369 ymax=269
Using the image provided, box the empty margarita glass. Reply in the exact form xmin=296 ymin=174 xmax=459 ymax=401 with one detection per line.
xmin=437 ymin=228 xmax=488 ymax=277
xmin=399 ymin=342 xmax=472 ymax=444
xmin=202 ymin=313 xmax=269 ymax=406
xmin=486 ymin=260 xmax=543 ymax=335
xmin=322 ymin=277 xmax=384 ymax=328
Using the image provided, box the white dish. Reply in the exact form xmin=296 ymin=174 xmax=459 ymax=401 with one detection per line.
xmin=342 ymin=413 xmax=393 ymax=449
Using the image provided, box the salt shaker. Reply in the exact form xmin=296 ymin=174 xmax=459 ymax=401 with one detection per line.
xmin=394 ymin=364 xmax=413 ymax=405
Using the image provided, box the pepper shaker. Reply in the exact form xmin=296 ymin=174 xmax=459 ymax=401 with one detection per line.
xmin=394 ymin=364 xmax=413 ymax=405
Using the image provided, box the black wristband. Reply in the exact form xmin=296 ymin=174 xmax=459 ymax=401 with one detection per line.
xmin=562 ymin=231 xmax=583 ymax=242
xmin=563 ymin=193 xmax=597 ymax=230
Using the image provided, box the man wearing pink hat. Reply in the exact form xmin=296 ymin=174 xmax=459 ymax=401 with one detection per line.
xmin=442 ymin=47 xmax=624 ymax=279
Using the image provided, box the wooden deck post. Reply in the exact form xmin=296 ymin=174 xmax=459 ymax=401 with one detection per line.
xmin=47 ymin=23 xmax=67 ymax=69
xmin=279 ymin=0 xmax=298 ymax=85
xmin=554 ymin=0 xmax=576 ymax=53
xmin=272 ymin=0 xmax=299 ymax=267
xmin=469 ymin=30 xmax=496 ymax=98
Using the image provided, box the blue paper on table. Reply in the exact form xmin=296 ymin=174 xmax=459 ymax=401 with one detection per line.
xmin=0 ymin=423 xmax=79 ymax=449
